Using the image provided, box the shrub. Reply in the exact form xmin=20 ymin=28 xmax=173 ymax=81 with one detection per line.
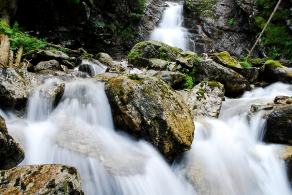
xmin=0 ymin=20 xmax=47 ymax=53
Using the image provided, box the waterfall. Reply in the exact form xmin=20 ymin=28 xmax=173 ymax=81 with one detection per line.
xmin=2 ymin=79 xmax=292 ymax=195
xmin=4 ymin=79 xmax=195 ymax=195
xmin=150 ymin=2 xmax=188 ymax=50
xmin=175 ymin=82 xmax=292 ymax=195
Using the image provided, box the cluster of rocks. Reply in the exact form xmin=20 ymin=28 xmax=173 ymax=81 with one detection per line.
xmin=0 ymin=39 xmax=291 ymax=191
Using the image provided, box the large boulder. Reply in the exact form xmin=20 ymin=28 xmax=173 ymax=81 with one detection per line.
xmin=194 ymin=59 xmax=250 ymax=96
xmin=144 ymin=70 xmax=188 ymax=89
xmin=128 ymin=40 xmax=182 ymax=68
xmin=34 ymin=60 xmax=62 ymax=72
xmin=0 ymin=115 xmax=24 ymax=169
xmin=250 ymin=96 xmax=292 ymax=145
xmin=264 ymin=105 xmax=292 ymax=145
xmin=178 ymin=81 xmax=225 ymax=119
xmin=105 ymin=75 xmax=195 ymax=160
xmin=263 ymin=60 xmax=292 ymax=83
xmin=0 ymin=68 xmax=32 ymax=108
xmin=184 ymin=0 xmax=256 ymax=57
xmin=0 ymin=164 xmax=84 ymax=194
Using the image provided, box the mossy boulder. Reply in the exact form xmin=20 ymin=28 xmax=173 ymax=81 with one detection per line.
xmin=194 ymin=59 xmax=250 ymax=96
xmin=0 ymin=164 xmax=84 ymax=194
xmin=128 ymin=41 xmax=182 ymax=68
xmin=0 ymin=115 xmax=24 ymax=169
xmin=263 ymin=60 xmax=292 ymax=83
xmin=176 ymin=51 xmax=198 ymax=68
xmin=213 ymin=51 xmax=241 ymax=69
xmin=144 ymin=70 xmax=188 ymax=90
xmin=105 ymin=75 xmax=195 ymax=161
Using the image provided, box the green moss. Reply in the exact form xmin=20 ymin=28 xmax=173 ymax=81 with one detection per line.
xmin=183 ymin=75 xmax=194 ymax=89
xmin=216 ymin=51 xmax=240 ymax=67
xmin=240 ymin=59 xmax=252 ymax=69
xmin=264 ymin=60 xmax=284 ymax=68
xmin=185 ymin=0 xmax=218 ymax=18
xmin=128 ymin=50 xmax=140 ymax=60
xmin=228 ymin=18 xmax=237 ymax=27
xmin=206 ymin=81 xmax=221 ymax=88
xmin=0 ymin=20 xmax=47 ymax=53
xmin=128 ymin=74 xmax=143 ymax=81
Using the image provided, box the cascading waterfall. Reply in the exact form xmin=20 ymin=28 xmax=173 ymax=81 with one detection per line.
xmin=1 ymin=78 xmax=292 ymax=194
xmin=175 ymin=82 xmax=292 ymax=195
xmin=150 ymin=2 xmax=188 ymax=50
xmin=4 ymin=79 xmax=195 ymax=195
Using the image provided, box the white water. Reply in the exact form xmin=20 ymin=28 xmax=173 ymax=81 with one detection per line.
xmin=2 ymin=79 xmax=292 ymax=195
xmin=4 ymin=79 xmax=195 ymax=195
xmin=176 ymin=82 xmax=292 ymax=195
xmin=150 ymin=2 xmax=188 ymax=50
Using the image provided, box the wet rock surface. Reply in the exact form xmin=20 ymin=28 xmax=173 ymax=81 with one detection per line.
xmin=0 ymin=164 xmax=84 ymax=194
xmin=0 ymin=115 xmax=24 ymax=169
xmin=178 ymin=81 xmax=225 ymax=119
xmin=250 ymin=96 xmax=292 ymax=145
xmin=105 ymin=75 xmax=194 ymax=161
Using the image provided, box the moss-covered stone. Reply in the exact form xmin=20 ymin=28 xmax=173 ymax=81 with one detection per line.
xmin=128 ymin=41 xmax=182 ymax=68
xmin=263 ymin=60 xmax=292 ymax=83
xmin=105 ymin=75 xmax=194 ymax=161
xmin=214 ymin=51 xmax=241 ymax=68
xmin=0 ymin=164 xmax=84 ymax=194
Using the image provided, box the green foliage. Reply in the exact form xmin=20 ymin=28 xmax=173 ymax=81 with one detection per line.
xmin=128 ymin=50 xmax=140 ymax=60
xmin=136 ymin=0 xmax=146 ymax=14
xmin=264 ymin=59 xmax=283 ymax=68
xmin=0 ymin=20 xmax=47 ymax=53
xmin=185 ymin=0 xmax=218 ymax=17
xmin=240 ymin=59 xmax=253 ymax=68
xmin=95 ymin=20 xmax=106 ymax=28
xmin=184 ymin=75 xmax=194 ymax=89
xmin=254 ymin=0 xmax=292 ymax=59
xmin=228 ymin=18 xmax=237 ymax=27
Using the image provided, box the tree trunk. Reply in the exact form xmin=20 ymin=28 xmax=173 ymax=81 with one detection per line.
xmin=0 ymin=34 xmax=10 ymax=67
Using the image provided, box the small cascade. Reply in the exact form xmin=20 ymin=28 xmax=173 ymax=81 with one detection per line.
xmin=150 ymin=2 xmax=189 ymax=50
xmin=175 ymin=82 xmax=292 ymax=195
xmin=4 ymin=79 xmax=195 ymax=195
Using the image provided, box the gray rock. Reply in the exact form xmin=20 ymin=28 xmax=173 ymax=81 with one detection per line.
xmin=178 ymin=81 xmax=225 ymax=119
xmin=105 ymin=75 xmax=194 ymax=161
xmin=96 ymin=52 xmax=114 ymax=67
xmin=194 ymin=59 xmax=250 ymax=95
xmin=145 ymin=70 xmax=188 ymax=89
xmin=0 ymin=68 xmax=32 ymax=108
xmin=0 ymin=115 xmax=24 ymax=169
xmin=184 ymin=0 xmax=256 ymax=57
xmin=250 ymin=96 xmax=292 ymax=145
xmin=34 ymin=60 xmax=61 ymax=72
xmin=263 ymin=60 xmax=292 ymax=83
xmin=0 ymin=164 xmax=84 ymax=194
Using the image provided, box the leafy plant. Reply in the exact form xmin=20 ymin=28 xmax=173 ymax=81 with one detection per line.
xmin=0 ymin=20 xmax=47 ymax=53
xmin=184 ymin=75 xmax=194 ymax=89
xmin=228 ymin=18 xmax=237 ymax=27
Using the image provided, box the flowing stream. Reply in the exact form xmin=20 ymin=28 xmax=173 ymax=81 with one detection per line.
xmin=0 ymin=1 xmax=291 ymax=194
xmin=150 ymin=1 xmax=188 ymax=50
xmin=1 ymin=79 xmax=291 ymax=195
